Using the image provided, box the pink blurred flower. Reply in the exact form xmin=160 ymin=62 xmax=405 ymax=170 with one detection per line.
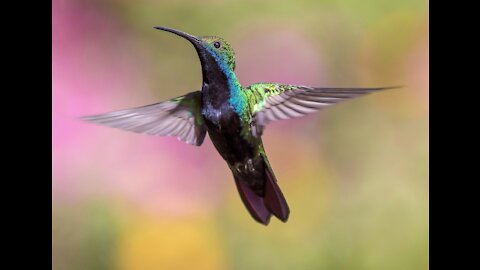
xmin=52 ymin=0 xmax=223 ymax=215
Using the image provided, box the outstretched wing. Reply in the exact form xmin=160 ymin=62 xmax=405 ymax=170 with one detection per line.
xmin=82 ymin=91 xmax=207 ymax=146
xmin=245 ymin=83 xmax=395 ymax=136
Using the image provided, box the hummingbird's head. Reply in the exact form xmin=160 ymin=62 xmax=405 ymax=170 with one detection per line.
xmin=197 ymin=36 xmax=236 ymax=71
xmin=154 ymin=26 xmax=237 ymax=84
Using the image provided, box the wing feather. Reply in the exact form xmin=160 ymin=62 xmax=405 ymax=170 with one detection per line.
xmin=245 ymin=83 xmax=396 ymax=136
xmin=82 ymin=91 xmax=207 ymax=146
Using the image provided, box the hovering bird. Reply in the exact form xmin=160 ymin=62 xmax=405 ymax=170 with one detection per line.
xmin=82 ymin=26 xmax=395 ymax=225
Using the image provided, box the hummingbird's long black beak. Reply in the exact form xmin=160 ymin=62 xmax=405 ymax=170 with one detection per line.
xmin=154 ymin=26 xmax=218 ymax=84
xmin=154 ymin=26 xmax=203 ymax=47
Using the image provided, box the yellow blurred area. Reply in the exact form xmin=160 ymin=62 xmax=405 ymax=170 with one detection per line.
xmin=117 ymin=215 xmax=224 ymax=270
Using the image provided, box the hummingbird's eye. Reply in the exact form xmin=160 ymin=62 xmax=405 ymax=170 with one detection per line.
xmin=213 ymin=41 xmax=221 ymax=48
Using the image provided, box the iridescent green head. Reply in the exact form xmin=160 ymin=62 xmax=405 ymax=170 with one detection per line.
xmin=198 ymin=36 xmax=236 ymax=71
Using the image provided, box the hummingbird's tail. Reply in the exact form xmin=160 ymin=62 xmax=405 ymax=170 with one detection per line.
xmin=232 ymin=155 xmax=290 ymax=225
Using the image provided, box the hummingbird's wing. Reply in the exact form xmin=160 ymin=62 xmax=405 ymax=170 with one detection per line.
xmin=245 ymin=83 xmax=395 ymax=137
xmin=82 ymin=91 xmax=207 ymax=146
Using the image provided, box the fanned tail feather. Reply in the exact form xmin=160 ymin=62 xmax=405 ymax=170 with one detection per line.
xmin=263 ymin=168 xmax=290 ymax=222
xmin=232 ymin=155 xmax=290 ymax=225
xmin=234 ymin=177 xmax=272 ymax=225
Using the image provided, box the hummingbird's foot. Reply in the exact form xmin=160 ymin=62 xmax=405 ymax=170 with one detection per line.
xmin=246 ymin=158 xmax=255 ymax=172
xmin=232 ymin=159 xmax=256 ymax=174
xmin=233 ymin=162 xmax=243 ymax=173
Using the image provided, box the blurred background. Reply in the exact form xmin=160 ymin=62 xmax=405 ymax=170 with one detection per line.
xmin=52 ymin=0 xmax=428 ymax=269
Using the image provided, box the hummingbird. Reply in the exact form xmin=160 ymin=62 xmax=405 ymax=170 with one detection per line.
xmin=82 ymin=26 xmax=395 ymax=225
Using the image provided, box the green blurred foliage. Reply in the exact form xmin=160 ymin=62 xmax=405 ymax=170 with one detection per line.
xmin=53 ymin=202 xmax=121 ymax=270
